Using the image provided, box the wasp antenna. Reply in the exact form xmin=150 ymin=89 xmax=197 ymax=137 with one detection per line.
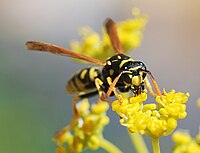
xmin=26 ymin=41 xmax=105 ymax=66
xmin=104 ymin=18 xmax=124 ymax=54
xmin=26 ymin=41 xmax=40 ymax=50
xmin=104 ymin=18 xmax=113 ymax=27
xmin=144 ymin=71 xmax=161 ymax=96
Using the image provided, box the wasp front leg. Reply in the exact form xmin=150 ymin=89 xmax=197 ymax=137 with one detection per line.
xmin=106 ymin=77 xmax=124 ymax=100
xmin=105 ymin=71 xmax=132 ymax=99
xmin=138 ymin=69 xmax=162 ymax=97
xmin=144 ymin=77 xmax=163 ymax=97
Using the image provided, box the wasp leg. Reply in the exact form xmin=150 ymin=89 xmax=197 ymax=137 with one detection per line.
xmin=106 ymin=71 xmax=132 ymax=99
xmin=106 ymin=77 xmax=122 ymax=100
xmin=95 ymin=78 xmax=112 ymax=104
xmin=148 ymin=72 xmax=162 ymax=96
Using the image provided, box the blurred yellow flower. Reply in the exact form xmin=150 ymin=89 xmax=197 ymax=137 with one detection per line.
xmin=70 ymin=8 xmax=148 ymax=61
xmin=112 ymin=89 xmax=189 ymax=138
xmin=53 ymin=99 xmax=110 ymax=153
xmin=197 ymin=98 xmax=200 ymax=108
xmin=172 ymin=131 xmax=200 ymax=153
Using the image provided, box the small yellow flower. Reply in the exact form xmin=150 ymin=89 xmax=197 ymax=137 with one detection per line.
xmin=196 ymin=134 xmax=200 ymax=145
xmin=197 ymin=98 xmax=200 ymax=108
xmin=53 ymin=99 xmax=110 ymax=153
xmin=112 ymin=89 xmax=189 ymax=138
xmin=172 ymin=131 xmax=200 ymax=153
xmin=70 ymin=8 xmax=148 ymax=61
xmin=172 ymin=131 xmax=192 ymax=144
xmin=155 ymin=89 xmax=189 ymax=119
xmin=56 ymin=146 xmax=66 ymax=153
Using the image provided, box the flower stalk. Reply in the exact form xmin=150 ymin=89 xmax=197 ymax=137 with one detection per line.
xmin=100 ymin=138 xmax=123 ymax=153
xmin=151 ymin=137 xmax=160 ymax=153
xmin=129 ymin=132 xmax=149 ymax=153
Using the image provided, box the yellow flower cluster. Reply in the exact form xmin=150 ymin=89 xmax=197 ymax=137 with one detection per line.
xmin=112 ymin=89 xmax=190 ymax=138
xmin=197 ymin=98 xmax=200 ymax=108
xmin=172 ymin=131 xmax=200 ymax=153
xmin=70 ymin=8 xmax=148 ymax=61
xmin=53 ymin=100 xmax=110 ymax=153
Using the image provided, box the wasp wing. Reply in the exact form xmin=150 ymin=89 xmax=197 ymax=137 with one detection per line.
xmin=26 ymin=41 xmax=105 ymax=66
xmin=104 ymin=18 xmax=124 ymax=54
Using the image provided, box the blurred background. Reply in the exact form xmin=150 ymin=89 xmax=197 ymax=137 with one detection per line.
xmin=0 ymin=0 xmax=200 ymax=153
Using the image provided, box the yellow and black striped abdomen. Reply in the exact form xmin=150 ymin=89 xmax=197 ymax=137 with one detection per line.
xmin=66 ymin=67 xmax=102 ymax=94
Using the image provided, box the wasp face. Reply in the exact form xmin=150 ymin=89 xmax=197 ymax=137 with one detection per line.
xmin=121 ymin=61 xmax=147 ymax=87
xmin=131 ymin=61 xmax=147 ymax=86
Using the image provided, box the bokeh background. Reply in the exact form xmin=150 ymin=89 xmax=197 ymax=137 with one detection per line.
xmin=1 ymin=0 xmax=200 ymax=153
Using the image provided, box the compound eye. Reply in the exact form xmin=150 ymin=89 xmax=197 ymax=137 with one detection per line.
xmin=132 ymin=70 xmax=139 ymax=76
xmin=123 ymin=74 xmax=131 ymax=84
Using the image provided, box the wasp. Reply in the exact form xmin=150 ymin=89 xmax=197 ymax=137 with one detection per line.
xmin=26 ymin=18 xmax=160 ymax=103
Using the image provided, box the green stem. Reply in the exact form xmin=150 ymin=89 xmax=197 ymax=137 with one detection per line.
xmin=129 ymin=132 xmax=149 ymax=153
xmin=100 ymin=138 xmax=123 ymax=153
xmin=151 ymin=137 xmax=161 ymax=153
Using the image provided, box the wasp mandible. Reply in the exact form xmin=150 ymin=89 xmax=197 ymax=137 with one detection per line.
xmin=26 ymin=18 xmax=161 ymax=103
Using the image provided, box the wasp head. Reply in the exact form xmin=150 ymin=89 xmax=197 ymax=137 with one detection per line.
xmin=121 ymin=61 xmax=148 ymax=87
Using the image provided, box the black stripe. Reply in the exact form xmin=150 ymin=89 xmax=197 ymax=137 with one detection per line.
xmin=71 ymin=77 xmax=81 ymax=91
xmin=77 ymin=68 xmax=91 ymax=83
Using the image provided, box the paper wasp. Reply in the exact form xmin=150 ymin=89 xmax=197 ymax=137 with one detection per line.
xmin=26 ymin=18 xmax=161 ymax=103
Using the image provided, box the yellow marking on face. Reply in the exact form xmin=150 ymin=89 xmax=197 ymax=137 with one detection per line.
xmin=129 ymin=66 xmax=141 ymax=71
xmin=109 ymin=69 xmax=114 ymax=76
xmin=119 ymin=58 xmax=134 ymax=68
xmin=80 ymin=69 xmax=88 ymax=80
xmin=131 ymin=76 xmax=142 ymax=86
xmin=89 ymin=68 xmax=98 ymax=81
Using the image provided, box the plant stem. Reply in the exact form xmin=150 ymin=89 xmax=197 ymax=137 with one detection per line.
xmin=100 ymin=138 xmax=123 ymax=153
xmin=151 ymin=137 xmax=161 ymax=153
xmin=129 ymin=132 xmax=149 ymax=153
